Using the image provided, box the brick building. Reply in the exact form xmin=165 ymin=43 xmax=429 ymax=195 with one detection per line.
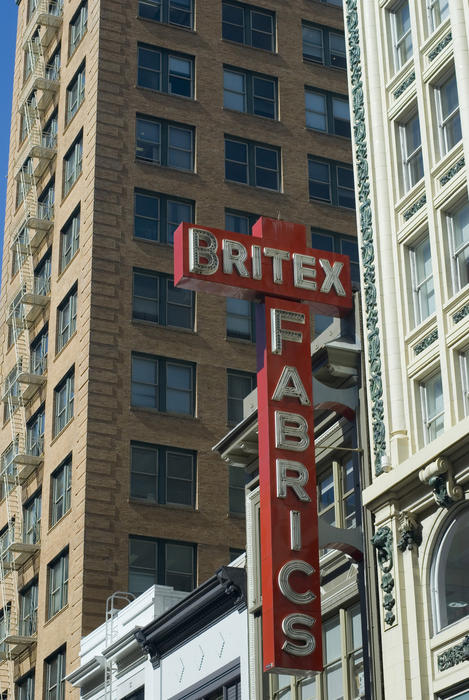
xmin=0 ymin=0 xmax=355 ymax=696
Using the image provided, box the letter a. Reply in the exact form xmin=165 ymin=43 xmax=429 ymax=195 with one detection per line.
xmin=272 ymin=366 xmax=311 ymax=406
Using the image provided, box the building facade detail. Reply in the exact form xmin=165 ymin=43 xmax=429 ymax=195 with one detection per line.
xmin=440 ymin=155 xmax=465 ymax=185
xmin=437 ymin=636 xmax=469 ymax=672
xmin=419 ymin=458 xmax=464 ymax=510
xmin=397 ymin=512 xmax=422 ymax=552
xmin=371 ymin=525 xmax=395 ymax=626
xmin=414 ymin=329 xmax=439 ymax=355
xmin=429 ymin=32 xmax=453 ymax=61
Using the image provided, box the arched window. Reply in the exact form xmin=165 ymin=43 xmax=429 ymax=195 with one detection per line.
xmin=431 ymin=507 xmax=469 ymax=633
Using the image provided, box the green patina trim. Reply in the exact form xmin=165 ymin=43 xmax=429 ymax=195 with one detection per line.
xmin=438 ymin=636 xmax=469 ymax=672
xmin=393 ymin=71 xmax=415 ymax=99
xmin=346 ymin=0 xmax=387 ymax=476
xmin=440 ymin=156 xmax=465 ymax=186
xmin=403 ymin=195 xmax=426 ymax=221
xmin=414 ymin=328 xmax=438 ymax=355
xmin=429 ymin=32 xmax=452 ymax=61
xmin=453 ymin=303 xmax=469 ymax=324
xmin=372 ymin=526 xmax=395 ymax=626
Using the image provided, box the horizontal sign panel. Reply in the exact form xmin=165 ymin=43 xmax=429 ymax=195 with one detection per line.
xmin=174 ymin=218 xmax=352 ymax=316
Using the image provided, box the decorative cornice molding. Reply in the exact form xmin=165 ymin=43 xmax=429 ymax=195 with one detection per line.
xmin=438 ymin=636 xmax=469 ymax=672
xmin=453 ymin=303 xmax=469 ymax=324
xmin=393 ymin=71 xmax=415 ymax=99
xmin=371 ymin=526 xmax=395 ymax=625
xmin=440 ymin=156 xmax=465 ymax=186
xmin=403 ymin=195 xmax=426 ymax=221
xmin=397 ymin=511 xmax=422 ymax=552
xmin=414 ymin=328 xmax=438 ymax=355
xmin=429 ymin=32 xmax=452 ymax=61
xmin=346 ymin=0 xmax=387 ymax=476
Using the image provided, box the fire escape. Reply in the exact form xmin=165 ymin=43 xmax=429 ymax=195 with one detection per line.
xmin=0 ymin=1 xmax=62 ymax=692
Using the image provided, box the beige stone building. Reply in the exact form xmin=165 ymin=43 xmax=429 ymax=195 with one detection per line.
xmin=0 ymin=0 xmax=356 ymax=696
xmin=344 ymin=0 xmax=469 ymax=698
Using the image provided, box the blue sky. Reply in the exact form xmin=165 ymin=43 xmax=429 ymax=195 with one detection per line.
xmin=0 ymin=3 xmax=19 ymax=278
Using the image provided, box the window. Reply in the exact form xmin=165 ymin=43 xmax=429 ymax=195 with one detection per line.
xmin=431 ymin=507 xmax=469 ymax=633
xmin=48 ymin=550 xmax=69 ymax=618
xmin=133 ymin=269 xmax=194 ymax=329
xmin=138 ymin=0 xmax=193 ymax=29
xmin=136 ymin=116 xmax=194 ymax=171
xmin=223 ymin=67 xmax=277 ymax=119
xmin=130 ymin=442 xmax=196 ymax=506
xmin=57 ymin=285 xmax=77 ymax=352
xmin=16 ymin=671 xmax=35 ymax=700
xmin=0 ymin=605 xmax=11 ymax=654
xmin=436 ymin=74 xmax=461 ymax=156
xmin=46 ymin=43 xmax=61 ymax=82
xmin=19 ymin=580 xmax=38 ymax=636
xmin=409 ymin=235 xmax=434 ymax=325
xmin=311 ymin=228 xmax=359 ymax=286
xmin=318 ymin=455 xmax=358 ymax=536
xmin=123 ymin=689 xmax=144 ymax=700
xmin=229 ymin=466 xmax=248 ymax=516
xmin=305 ymin=89 xmax=350 ymax=138
xmin=34 ymin=250 xmax=51 ymax=296
xmin=8 ymin=289 xmax=25 ymax=348
xmin=227 ymin=369 xmax=256 ymax=424
xmin=447 ymin=200 xmax=469 ymax=294
xmin=43 ymin=110 xmax=58 ymax=149
xmin=66 ymin=62 xmax=85 ymax=123
xmin=38 ymin=178 xmax=55 ymax=220
xmin=23 ymin=491 xmax=41 ymax=545
xmin=420 ymin=372 xmax=444 ymax=443
xmin=225 ymin=209 xmax=258 ymax=235
xmin=26 ymin=405 xmax=45 ymax=457
xmin=134 ymin=189 xmax=194 ymax=244
xmin=44 ymin=647 xmax=66 ymax=700
xmin=226 ymin=298 xmax=256 ymax=341
xmin=69 ymin=1 xmax=87 ymax=56
xmin=273 ymin=606 xmax=364 ymax=699
xmin=12 ymin=226 xmax=28 ymax=277
xmin=29 ymin=326 xmax=48 ymax=382
xmin=428 ymin=0 xmax=449 ymax=33
xmin=63 ymin=132 xmax=83 ymax=195
xmin=138 ymin=44 xmax=194 ymax=98
xmin=54 ymin=369 xmax=74 ymax=436
xmin=60 ymin=207 xmax=80 ymax=271
xmin=131 ymin=353 xmax=195 ymax=415
xmin=302 ymin=23 xmax=346 ymax=69
xmin=308 ymin=158 xmax=355 ymax=209
xmin=1 ymin=440 xmax=18 ymax=501
xmin=390 ymin=1 xmax=412 ymax=72
xmin=225 ymin=137 xmax=280 ymax=190
xmin=399 ymin=113 xmax=423 ymax=192
xmin=460 ymin=349 xmax=469 ymax=417
xmin=129 ymin=536 xmax=196 ymax=595
xmin=222 ymin=1 xmax=275 ymax=52
xmin=17 ymin=158 xmax=33 ymax=208
xmin=51 ymin=457 xmax=72 ymax=525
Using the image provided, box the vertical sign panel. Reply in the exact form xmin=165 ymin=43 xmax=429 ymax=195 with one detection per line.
xmin=257 ymin=296 xmax=322 ymax=674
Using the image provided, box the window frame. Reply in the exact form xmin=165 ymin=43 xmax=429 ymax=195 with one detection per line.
xmin=398 ymin=112 xmax=423 ymax=193
xmin=26 ymin=404 xmax=45 ymax=457
xmin=409 ymin=234 xmax=435 ymax=326
xmin=136 ymin=115 xmax=195 ymax=171
xmin=224 ymin=136 xmax=281 ymax=191
xmin=227 ymin=368 xmax=256 ymax=425
xmin=308 ymin=157 xmax=355 ymax=209
xmin=60 ymin=206 xmax=80 ymax=272
xmin=19 ymin=579 xmax=38 ymax=637
xmin=53 ymin=369 xmax=75 ymax=437
xmin=44 ymin=647 xmax=66 ymax=700
xmin=16 ymin=670 xmax=35 ymax=700
xmin=420 ymin=371 xmax=444 ymax=444
xmin=23 ymin=490 xmax=41 ymax=545
xmin=302 ymin=21 xmax=347 ymax=69
xmin=134 ymin=188 xmax=194 ymax=244
xmin=131 ymin=352 xmax=196 ymax=416
xmin=222 ymin=1 xmax=276 ymax=52
xmin=56 ymin=284 xmax=78 ymax=352
xmin=69 ymin=1 xmax=88 ymax=57
xmin=435 ymin=73 xmax=461 ymax=157
xmin=446 ymin=199 xmax=469 ymax=295
xmin=427 ymin=0 xmax=449 ymax=34
xmin=63 ymin=131 xmax=83 ymax=196
xmin=50 ymin=456 xmax=72 ymax=526
xmin=389 ymin=0 xmax=413 ymax=73
xmin=132 ymin=268 xmax=195 ymax=329
xmin=130 ymin=441 xmax=196 ymax=507
xmin=137 ymin=44 xmax=194 ymax=98
xmin=47 ymin=550 xmax=69 ymax=619
xmin=305 ymin=87 xmax=350 ymax=138
xmin=128 ymin=535 xmax=197 ymax=596
xmin=66 ymin=61 xmax=85 ymax=124
xmin=138 ymin=0 xmax=194 ymax=29
xmin=223 ymin=65 xmax=277 ymax=120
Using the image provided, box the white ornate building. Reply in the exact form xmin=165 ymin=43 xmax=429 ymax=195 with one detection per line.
xmin=344 ymin=0 xmax=469 ymax=698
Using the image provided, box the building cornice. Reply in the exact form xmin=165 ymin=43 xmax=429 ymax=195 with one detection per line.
xmin=135 ymin=566 xmax=247 ymax=668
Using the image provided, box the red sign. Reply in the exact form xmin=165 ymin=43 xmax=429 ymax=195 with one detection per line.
xmin=174 ymin=218 xmax=352 ymax=675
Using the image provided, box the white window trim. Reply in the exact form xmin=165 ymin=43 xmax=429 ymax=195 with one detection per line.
xmin=390 ymin=1 xmax=412 ymax=73
xmin=419 ymin=372 xmax=444 ymax=444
